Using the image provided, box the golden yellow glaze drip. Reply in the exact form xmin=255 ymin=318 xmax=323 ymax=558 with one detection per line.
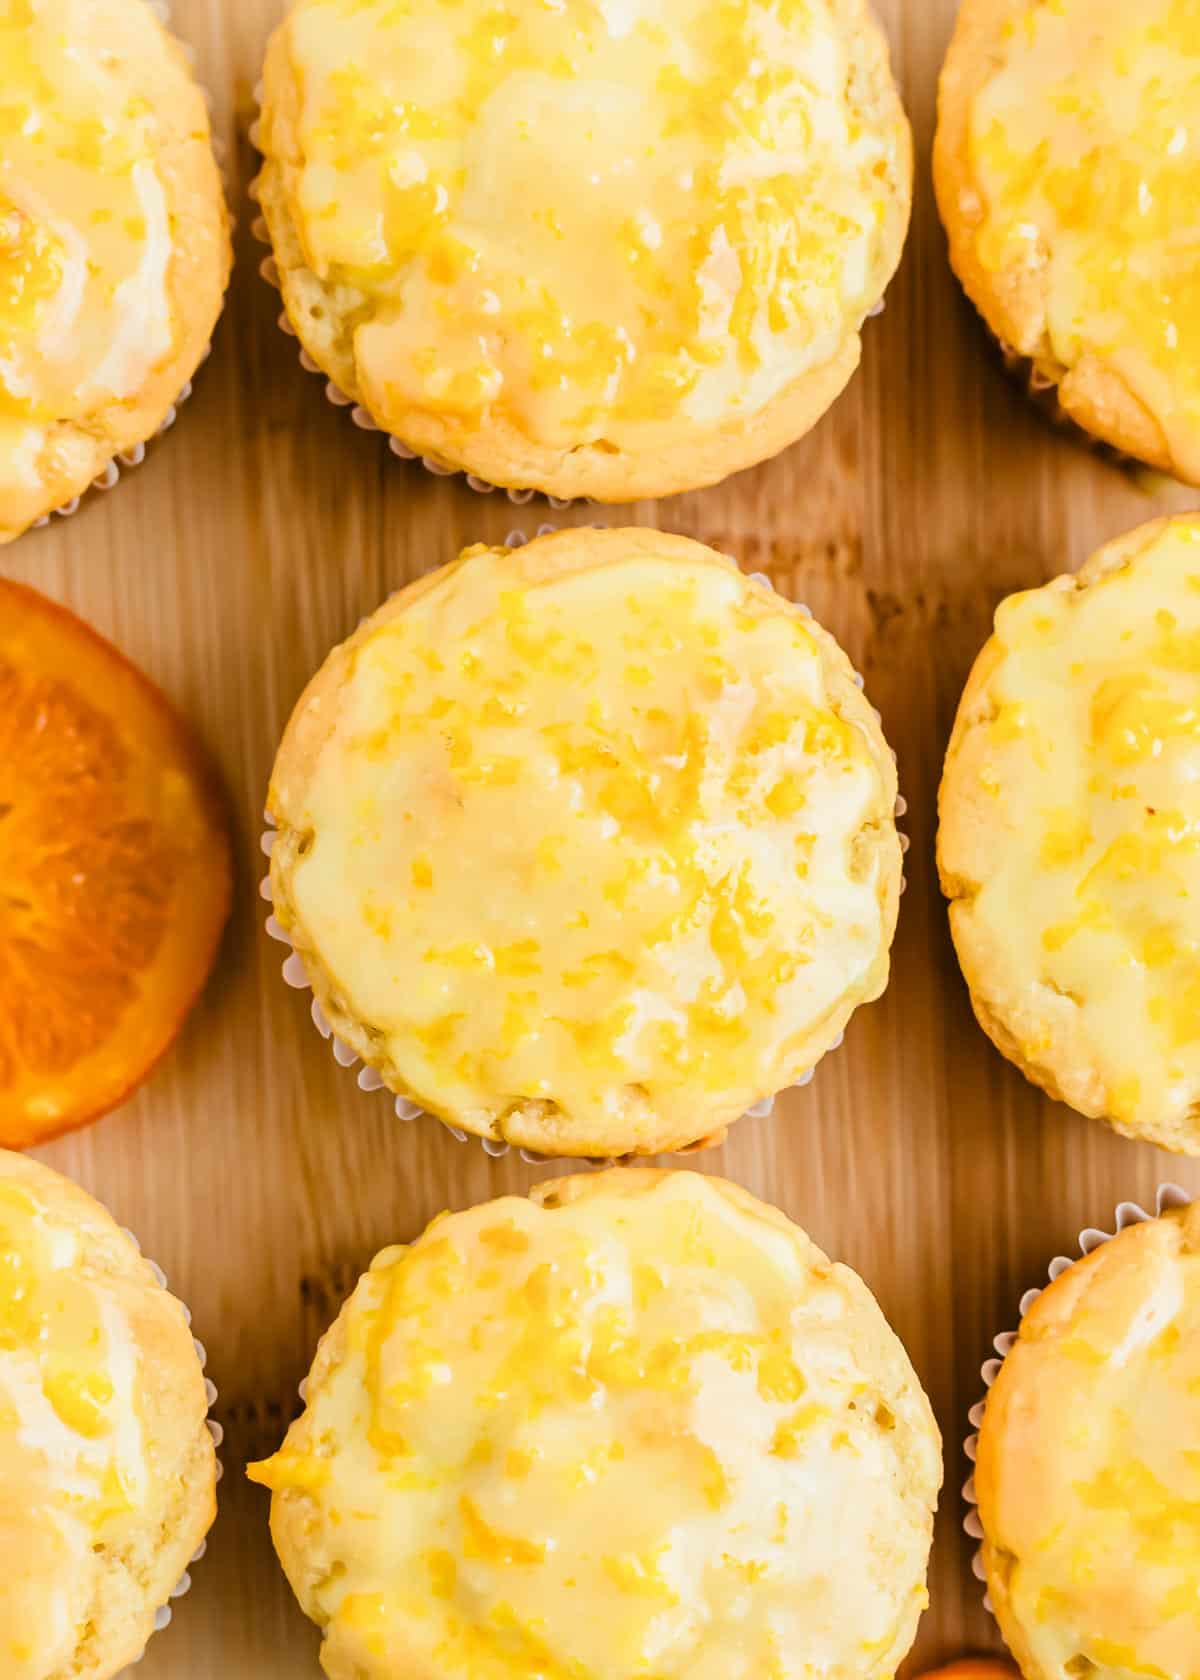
xmin=250 ymin=1173 xmax=937 ymax=1680
xmin=0 ymin=199 xmax=64 ymax=351
xmin=275 ymin=0 xmax=902 ymax=446
xmin=0 ymin=0 xmax=174 ymax=427
xmin=0 ymin=1180 xmax=145 ymax=1680
xmin=275 ymin=543 xmax=895 ymax=1140
xmin=982 ymin=1212 xmax=1200 ymax=1680
xmin=967 ymin=0 xmax=1200 ymax=478
xmin=967 ymin=518 xmax=1200 ymax=1133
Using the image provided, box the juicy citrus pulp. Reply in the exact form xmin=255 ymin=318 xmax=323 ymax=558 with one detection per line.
xmin=0 ymin=581 xmax=231 ymax=1144
xmin=914 ymin=1662 xmax=1021 ymax=1680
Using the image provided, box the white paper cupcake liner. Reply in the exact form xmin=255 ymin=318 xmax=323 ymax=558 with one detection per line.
xmin=961 ymin=1182 xmax=1194 ymax=1614
xmin=113 ymin=1225 xmax=222 ymax=1672
xmin=33 ymin=368 xmax=202 ymax=532
xmin=260 ymin=552 xmax=906 ymax=1161
xmin=995 ymin=341 xmax=1147 ymax=479
xmin=35 ymin=0 xmax=221 ymax=536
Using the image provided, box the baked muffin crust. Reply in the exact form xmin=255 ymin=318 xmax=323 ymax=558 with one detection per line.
xmin=977 ymin=1203 xmax=1200 ymax=1680
xmin=936 ymin=0 xmax=1200 ymax=479
xmin=257 ymin=0 xmax=911 ymax=499
xmin=269 ymin=527 xmax=902 ymax=1156
xmin=252 ymin=1169 xmax=941 ymax=1680
xmin=0 ymin=1149 xmax=216 ymax=1680
xmin=939 ymin=515 xmax=1200 ymax=1152
xmin=0 ymin=0 xmax=230 ymax=543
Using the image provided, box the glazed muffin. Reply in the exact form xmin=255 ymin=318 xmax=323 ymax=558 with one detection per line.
xmin=0 ymin=0 xmax=231 ymax=544
xmin=250 ymin=1168 xmax=942 ymax=1680
xmin=975 ymin=1199 xmax=1200 ymax=1680
xmin=935 ymin=0 xmax=1200 ymax=480
xmin=939 ymin=515 xmax=1200 ymax=1153
xmin=268 ymin=527 xmax=902 ymax=1157
xmin=256 ymin=0 xmax=911 ymax=501
xmin=0 ymin=1149 xmax=216 ymax=1680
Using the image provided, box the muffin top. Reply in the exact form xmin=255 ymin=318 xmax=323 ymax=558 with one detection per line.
xmin=939 ymin=515 xmax=1200 ymax=1152
xmin=268 ymin=527 xmax=901 ymax=1156
xmin=250 ymin=1169 xmax=941 ymax=1680
xmin=0 ymin=0 xmax=230 ymax=542
xmin=936 ymin=0 xmax=1200 ymax=480
xmin=977 ymin=1201 xmax=1200 ymax=1680
xmin=257 ymin=0 xmax=911 ymax=499
xmin=0 ymin=1150 xmax=216 ymax=1680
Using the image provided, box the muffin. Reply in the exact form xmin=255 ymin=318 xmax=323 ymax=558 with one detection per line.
xmin=250 ymin=1168 xmax=942 ymax=1680
xmin=974 ymin=1198 xmax=1200 ymax=1680
xmin=0 ymin=0 xmax=231 ymax=544
xmin=268 ymin=527 xmax=902 ymax=1157
xmin=938 ymin=514 xmax=1200 ymax=1153
xmin=935 ymin=0 xmax=1200 ymax=480
xmin=255 ymin=0 xmax=912 ymax=502
xmin=0 ymin=1149 xmax=217 ymax=1680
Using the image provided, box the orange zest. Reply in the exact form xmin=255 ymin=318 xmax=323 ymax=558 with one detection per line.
xmin=0 ymin=581 xmax=232 ymax=1145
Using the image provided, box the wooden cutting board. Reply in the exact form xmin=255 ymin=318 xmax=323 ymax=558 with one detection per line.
xmin=6 ymin=1 xmax=1197 ymax=1673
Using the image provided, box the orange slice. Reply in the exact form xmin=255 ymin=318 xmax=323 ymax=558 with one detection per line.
xmin=915 ymin=1662 xmax=1021 ymax=1680
xmin=0 ymin=581 xmax=232 ymax=1145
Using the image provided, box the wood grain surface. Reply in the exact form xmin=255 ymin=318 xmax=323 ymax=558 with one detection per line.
xmin=6 ymin=2 xmax=1199 ymax=1674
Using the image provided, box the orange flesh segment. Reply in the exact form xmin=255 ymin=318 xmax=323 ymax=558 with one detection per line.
xmin=913 ymin=1662 xmax=1022 ymax=1680
xmin=0 ymin=580 xmax=232 ymax=1145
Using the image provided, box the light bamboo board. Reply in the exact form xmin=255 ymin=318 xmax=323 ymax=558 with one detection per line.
xmin=6 ymin=2 xmax=1199 ymax=1673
